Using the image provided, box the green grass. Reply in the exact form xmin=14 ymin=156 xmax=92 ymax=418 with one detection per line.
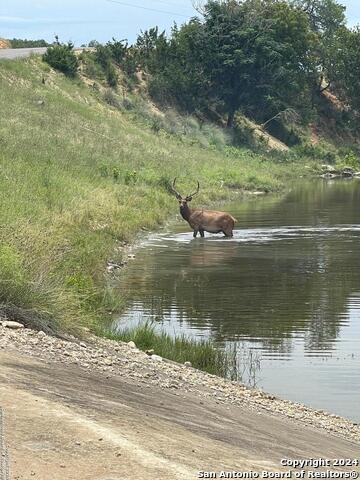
xmin=103 ymin=321 xmax=238 ymax=378
xmin=0 ymin=56 xmax=319 ymax=334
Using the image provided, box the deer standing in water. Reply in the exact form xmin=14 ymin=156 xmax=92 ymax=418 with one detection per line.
xmin=171 ymin=179 xmax=236 ymax=238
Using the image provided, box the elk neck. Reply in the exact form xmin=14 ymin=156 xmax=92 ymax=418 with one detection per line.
xmin=180 ymin=203 xmax=192 ymax=222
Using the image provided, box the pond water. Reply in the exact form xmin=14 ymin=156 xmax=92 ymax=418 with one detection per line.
xmin=114 ymin=180 xmax=360 ymax=422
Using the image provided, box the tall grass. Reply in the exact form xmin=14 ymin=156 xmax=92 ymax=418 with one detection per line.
xmin=104 ymin=321 xmax=235 ymax=377
xmin=103 ymin=321 xmax=262 ymax=384
xmin=0 ymin=56 xmax=316 ymax=333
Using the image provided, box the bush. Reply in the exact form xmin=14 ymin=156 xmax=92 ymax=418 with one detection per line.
xmin=43 ymin=41 xmax=79 ymax=77
xmin=106 ymin=38 xmax=128 ymax=65
xmin=10 ymin=38 xmax=49 ymax=48
xmin=94 ymin=44 xmax=112 ymax=70
xmin=103 ymin=89 xmax=121 ymax=108
xmin=105 ymin=63 xmax=117 ymax=87
xmin=93 ymin=44 xmax=118 ymax=87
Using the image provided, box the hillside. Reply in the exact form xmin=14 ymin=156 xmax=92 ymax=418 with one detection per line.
xmin=0 ymin=54 xmax=354 ymax=336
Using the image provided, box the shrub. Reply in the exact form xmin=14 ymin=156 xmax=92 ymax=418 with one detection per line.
xmin=105 ymin=63 xmax=117 ymax=87
xmin=103 ymin=89 xmax=121 ymax=108
xmin=106 ymin=38 xmax=128 ymax=65
xmin=93 ymin=44 xmax=118 ymax=87
xmin=124 ymin=170 xmax=137 ymax=185
xmin=94 ymin=44 xmax=111 ymax=69
xmin=122 ymin=97 xmax=134 ymax=110
xmin=343 ymin=151 xmax=360 ymax=169
xmin=83 ymin=54 xmax=103 ymax=79
xmin=43 ymin=41 xmax=79 ymax=77
xmin=10 ymin=38 xmax=49 ymax=48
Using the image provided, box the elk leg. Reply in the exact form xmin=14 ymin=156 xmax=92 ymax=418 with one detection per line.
xmin=193 ymin=229 xmax=198 ymax=238
xmin=199 ymin=229 xmax=205 ymax=238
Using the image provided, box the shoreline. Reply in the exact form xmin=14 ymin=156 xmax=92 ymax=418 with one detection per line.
xmin=1 ymin=322 xmax=359 ymax=445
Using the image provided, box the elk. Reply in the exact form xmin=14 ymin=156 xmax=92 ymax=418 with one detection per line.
xmin=171 ymin=179 xmax=236 ymax=238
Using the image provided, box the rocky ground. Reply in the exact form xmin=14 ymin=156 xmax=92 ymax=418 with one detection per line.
xmin=1 ymin=320 xmax=359 ymax=445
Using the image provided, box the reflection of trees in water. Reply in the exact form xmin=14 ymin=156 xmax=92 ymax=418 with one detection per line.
xmin=119 ymin=181 xmax=360 ymax=353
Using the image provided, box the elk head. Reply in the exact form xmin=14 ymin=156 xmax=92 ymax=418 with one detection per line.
xmin=171 ymin=178 xmax=200 ymax=210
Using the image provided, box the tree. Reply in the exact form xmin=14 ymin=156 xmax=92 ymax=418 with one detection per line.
xmin=292 ymin=0 xmax=346 ymax=94
xmin=106 ymin=38 xmax=128 ymax=66
xmin=135 ymin=27 xmax=168 ymax=72
xmin=201 ymin=0 xmax=315 ymax=126
xmin=43 ymin=40 xmax=79 ymax=77
xmin=331 ymin=26 xmax=360 ymax=111
xmin=292 ymin=0 xmax=345 ymax=34
xmin=93 ymin=44 xmax=118 ymax=87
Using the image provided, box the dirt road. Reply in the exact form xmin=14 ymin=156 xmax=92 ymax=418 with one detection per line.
xmin=0 ymin=349 xmax=359 ymax=480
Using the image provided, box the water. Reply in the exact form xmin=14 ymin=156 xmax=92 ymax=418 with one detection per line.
xmin=114 ymin=180 xmax=360 ymax=422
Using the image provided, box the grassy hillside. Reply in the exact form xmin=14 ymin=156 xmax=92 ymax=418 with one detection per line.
xmin=0 ymin=56 xmax=321 ymax=334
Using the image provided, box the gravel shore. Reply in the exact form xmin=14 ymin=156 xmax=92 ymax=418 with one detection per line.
xmin=1 ymin=321 xmax=359 ymax=445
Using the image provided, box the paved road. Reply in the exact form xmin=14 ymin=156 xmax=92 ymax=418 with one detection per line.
xmin=0 ymin=350 xmax=359 ymax=480
xmin=0 ymin=47 xmax=47 ymax=59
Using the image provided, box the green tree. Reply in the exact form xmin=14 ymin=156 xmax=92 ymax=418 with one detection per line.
xmin=292 ymin=0 xmax=345 ymax=34
xmin=331 ymin=26 xmax=360 ymax=111
xmin=202 ymin=0 xmax=315 ymax=126
xmin=148 ymin=21 xmax=208 ymax=111
xmin=135 ymin=27 xmax=168 ymax=72
xmin=43 ymin=40 xmax=79 ymax=77
xmin=292 ymin=0 xmax=346 ymax=94
xmin=93 ymin=44 xmax=118 ymax=87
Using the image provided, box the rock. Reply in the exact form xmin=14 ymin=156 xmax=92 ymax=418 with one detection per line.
xmin=341 ymin=167 xmax=354 ymax=177
xmin=150 ymin=354 xmax=163 ymax=362
xmin=37 ymin=331 xmax=46 ymax=337
xmin=184 ymin=361 xmax=192 ymax=367
xmin=145 ymin=349 xmax=154 ymax=356
xmin=106 ymin=261 xmax=123 ymax=273
xmin=321 ymin=164 xmax=338 ymax=174
xmin=321 ymin=172 xmax=337 ymax=179
xmin=127 ymin=341 xmax=136 ymax=349
xmin=127 ymin=253 xmax=136 ymax=260
xmin=2 ymin=321 xmax=24 ymax=330
xmin=79 ymin=342 xmax=87 ymax=348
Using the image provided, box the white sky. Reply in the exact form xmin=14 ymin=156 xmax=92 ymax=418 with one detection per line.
xmin=0 ymin=0 xmax=359 ymax=46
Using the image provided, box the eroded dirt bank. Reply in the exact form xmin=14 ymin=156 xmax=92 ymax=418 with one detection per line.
xmin=0 ymin=324 xmax=359 ymax=480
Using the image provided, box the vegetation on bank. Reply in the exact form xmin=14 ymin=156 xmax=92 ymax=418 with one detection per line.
xmin=44 ymin=0 xmax=360 ymax=145
xmin=0 ymin=55 xmax=317 ymax=337
xmin=0 ymin=0 xmax=359 ymax=345
xmin=103 ymin=321 xmax=237 ymax=378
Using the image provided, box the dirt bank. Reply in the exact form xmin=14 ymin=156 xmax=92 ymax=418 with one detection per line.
xmin=0 ymin=324 xmax=359 ymax=480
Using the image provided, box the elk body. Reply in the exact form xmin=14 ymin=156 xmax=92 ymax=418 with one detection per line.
xmin=171 ymin=179 xmax=236 ymax=238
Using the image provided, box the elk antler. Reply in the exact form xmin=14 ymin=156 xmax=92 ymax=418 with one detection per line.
xmin=186 ymin=181 xmax=200 ymax=199
xmin=171 ymin=178 xmax=182 ymax=200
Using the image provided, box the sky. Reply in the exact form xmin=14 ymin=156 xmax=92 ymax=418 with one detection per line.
xmin=0 ymin=0 xmax=359 ymax=46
